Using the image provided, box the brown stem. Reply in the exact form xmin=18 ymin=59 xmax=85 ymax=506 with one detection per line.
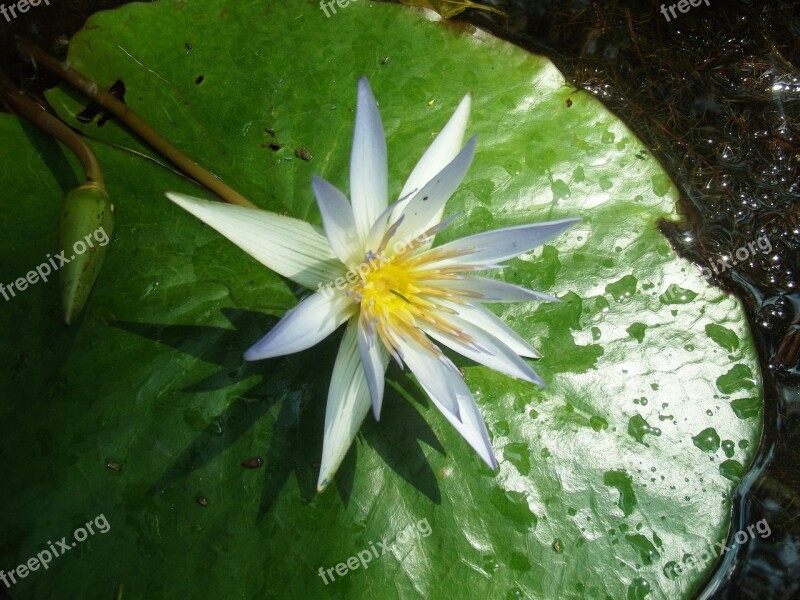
xmin=17 ymin=38 xmax=256 ymax=209
xmin=0 ymin=71 xmax=106 ymax=190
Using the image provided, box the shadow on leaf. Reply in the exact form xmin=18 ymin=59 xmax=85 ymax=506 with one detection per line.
xmin=114 ymin=307 xmax=444 ymax=516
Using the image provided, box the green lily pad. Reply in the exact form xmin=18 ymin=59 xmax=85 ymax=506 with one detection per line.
xmin=0 ymin=1 xmax=762 ymax=599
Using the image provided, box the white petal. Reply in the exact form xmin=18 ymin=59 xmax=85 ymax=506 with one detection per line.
xmin=363 ymin=195 xmax=406 ymax=256
xmin=166 ymin=192 xmax=344 ymax=289
xmin=244 ymin=291 xmax=354 ymax=360
xmin=391 ymin=135 xmax=477 ymax=248
xmin=398 ymin=94 xmax=472 ymax=209
xmin=399 ymin=336 xmax=465 ymax=421
xmin=421 ymin=313 xmax=545 ymax=387
xmin=429 ymin=217 xmax=581 ymax=268
xmin=426 ymin=276 xmax=559 ymax=303
xmin=357 ymin=317 xmax=390 ymax=420
xmin=441 ymin=300 xmax=541 ymax=359
xmin=311 ymin=176 xmax=361 ymax=266
xmin=401 ymin=339 xmax=497 ymax=468
xmin=350 ymin=77 xmax=388 ymax=243
xmin=318 ymin=317 xmax=372 ymax=491
xmin=445 ymin=392 xmax=497 ymax=470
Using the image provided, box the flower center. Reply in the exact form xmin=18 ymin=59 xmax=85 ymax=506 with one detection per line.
xmin=348 ymin=251 xmax=438 ymax=360
xmin=353 ymin=258 xmax=415 ymax=309
xmin=346 ymin=241 xmax=477 ymax=364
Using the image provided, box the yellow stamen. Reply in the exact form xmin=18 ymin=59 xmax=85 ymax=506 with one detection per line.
xmin=348 ymin=243 xmax=478 ymax=361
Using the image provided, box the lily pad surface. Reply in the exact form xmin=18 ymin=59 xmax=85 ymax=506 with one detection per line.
xmin=0 ymin=1 xmax=762 ymax=598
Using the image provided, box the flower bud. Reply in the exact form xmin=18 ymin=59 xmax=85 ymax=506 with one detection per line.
xmin=59 ymin=182 xmax=114 ymax=324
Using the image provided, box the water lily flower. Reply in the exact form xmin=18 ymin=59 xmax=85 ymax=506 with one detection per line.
xmin=166 ymin=77 xmax=578 ymax=491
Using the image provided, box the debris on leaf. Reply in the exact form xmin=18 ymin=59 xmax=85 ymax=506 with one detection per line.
xmin=294 ymin=147 xmax=313 ymax=161
xmin=398 ymin=0 xmax=505 ymax=19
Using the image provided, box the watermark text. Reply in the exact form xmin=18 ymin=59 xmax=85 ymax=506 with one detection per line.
xmin=317 ymin=517 xmax=432 ymax=585
xmin=699 ymin=234 xmax=772 ymax=281
xmin=666 ymin=518 xmax=770 ymax=578
xmin=0 ymin=225 xmax=109 ymax=302
xmin=0 ymin=0 xmax=50 ymax=23
xmin=0 ymin=513 xmax=111 ymax=590
xmin=319 ymin=0 xmax=358 ymax=18
xmin=660 ymin=0 xmax=710 ymax=23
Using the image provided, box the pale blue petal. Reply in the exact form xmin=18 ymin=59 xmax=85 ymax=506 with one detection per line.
xmin=426 ymin=276 xmax=559 ymax=304
xmin=311 ymin=176 xmax=360 ymax=266
xmin=391 ymin=136 xmax=477 ymax=248
xmin=397 ymin=93 xmax=472 ymax=207
xmin=421 ymin=313 xmax=546 ymax=387
xmin=429 ymin=217 xmax=581 ymax=268
xmin=399 ymin=336 xmax=464 ymax=422
xmin=403 ymin=343 xmax=497 ymax=469
xmin=357 ymin=317 xmax=390 ymax=420
xmin=440 ymin=299 xmax=541 ymax=359
xmin=446 ymin=392 xmax=497 ymax=470
xmin=350 ymin=77 xmax=388 ymax=243
xmin=244 ymin=291 xmax=354 ymax=360
xmin=318 ymin=317 xmax=371 ymax=491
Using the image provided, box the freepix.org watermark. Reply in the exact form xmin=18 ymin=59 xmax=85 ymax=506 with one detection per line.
xmin=317 ymin=249 xmax=390 ymax=300
xmin=698 ymin=234 xmax=772 ymax=281
xmin=0 ymin=225 xmax=110 ymax=302
xmin=316 ymin=218 xmax=440 ymax=300
xmin=317 ymin=518 xmax=432 ymax=585
xmin=0 ymin=514 xmax=111 ymax=590
xmin=0 ymin=0 xmax=50 ymax=23
xmin=319 ymin=0 xmax=358 ymax=18
xmin=660 ymin=0 xmax=710 ymax=23
xmin=667 ymin=518 xmax=771 ymax=578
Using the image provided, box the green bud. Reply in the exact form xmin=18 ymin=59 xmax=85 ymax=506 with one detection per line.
xmin=59 ymin=182 xmax=114 ymax=324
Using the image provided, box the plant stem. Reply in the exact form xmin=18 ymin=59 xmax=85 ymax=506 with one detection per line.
xmin=0 ymin=70 xmax=106 ymax=191
xmin=17 ymin=38 xmax=257 ymax=209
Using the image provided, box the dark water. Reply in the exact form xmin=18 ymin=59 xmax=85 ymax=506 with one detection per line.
xmin=2 ymin=0 xmax=798 ymax=598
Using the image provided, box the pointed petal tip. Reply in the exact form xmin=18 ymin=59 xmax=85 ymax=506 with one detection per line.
xmin=454 ymin=92 xmax=472 ymax=119
xmin=522 ymin=363 xmax=547 ymax=387
xmin=243 ymin=338 xmax=272 ymax=362
xmin=529 ymin=291 xmax=560 ymax=303
xmin=351 ymin=73 xmax=388 ymax=241
xmin=165 ymin=191 xmax=190 ymax=207
xmin=478 ymin=444 xmax=498 ymax=470
xmin=243 ymin=343 xmax=277 ymax=361
xmin=316 ymin=476 xmax=330 ymax=492
xmin=487 ymin=452 xmax=499 ymax=470
xmin=242 ymin=348 xmax=260 ymax=362
xmin=165 ymin=191 xmax=212 ymax=209
xmin=451 ymin=400 xmax=463 ymax=424
xmin=357 ymin=76 xmax=376 ymax=101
